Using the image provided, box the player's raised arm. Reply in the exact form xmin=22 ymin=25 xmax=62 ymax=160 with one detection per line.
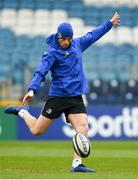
xmin=110 ymin=12 xmax=120 ymax=26
xmin=78 ymin=12 xmax=120 ymax=52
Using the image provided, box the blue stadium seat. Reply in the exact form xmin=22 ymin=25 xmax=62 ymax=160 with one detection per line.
xmin=133 ymin=46 xmax=138 ymax=65
xmin=12 ymin=69 xmax=24 ymax=85
xmin=99 ymin=44 xmax=116 ymax=57
xmin=84 ymin=16 xmax=100 ymax=26
xmin=16 ymin=35 xmax=32 ymax=50
xmin=0 ymin=53 xmax=11 ymax=64
xmin=68 ymin=5 xmax=84 ymax=18
xmin=0 ymin=28 xmax=14 ymax=37
xmin=133 ymin=7 xmax=138 ymax=26
xmin=119 ymin=6 xmax=132 ymax=26
xmin=52 ymin=0 xmax=67 ymax=10
xmin=116 ymin=63 xmax=130 ymax=81
xmin=36 ymin=0 xmax=52 ymax=9
xmin=0 ymin=64 xmax=10 ymax=78
xmin=126 ymin=80 xmax=138 ymax=96
xmin=19 ymin=0 xmax=35 ymax=9
xmin=117 ymin=44 xmax=133 ymax=56
xmin=133 ymin=54 xmax=138 ymax=65
xmin=123 ymin=80 xmax=138 ymax=104
xmin=0 ymin=0 xmax=3 ymax=8
xmin=68 ymin=0 xmax=83 ymax=6
xmin=84 ymin=6 xmax=100 ymax=26
xmin=3 ymin=0 xmax=18 ymax=8
xmin=88 ymin=79 xmax=105 ymax=104
xmin=83 ymin=57 xmax=100 ymax=81
xmin=90 ymin=71 xmax=100 ymax=80
xmin=12 ymin=57 xmax=26 ymax=68
xmin=100 ymin=70 xmax=116 ymax=81
xmin=105 ymin=79 xmax=123 ymax=104
xmin=85 ymin=5 xmax=99 ymax=16
xmin=100 ymin=6 xmax=115 ymax=23
xmin=0 ymin=29 xmax=15 ymax=59
xmin=33 ymin=35 xmax=45 ymax=48
xmin=29 ymin=47 xmax=43 ymax=69
xmin=0 ymin=42 xmax=14 ymax=53
xmin=15 ymin=46 xmax=31 ymax=55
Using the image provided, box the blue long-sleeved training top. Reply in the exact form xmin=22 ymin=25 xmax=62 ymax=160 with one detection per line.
xmin=28 ymin=21 xmax=113 ymax=96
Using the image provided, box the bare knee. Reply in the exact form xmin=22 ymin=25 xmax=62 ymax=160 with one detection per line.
xmin=30 ymin=128 xmax=44 ymax=136
xmin=28 ymin=116 xmax=52 ymax=136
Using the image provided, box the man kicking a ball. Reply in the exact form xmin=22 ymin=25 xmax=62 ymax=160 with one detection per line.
xmin=5 ymin=12 xmax=120 ymax=172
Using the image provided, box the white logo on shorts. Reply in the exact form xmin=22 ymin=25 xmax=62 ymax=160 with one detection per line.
xmin=46 ymin=109 xmax=52 ymax=114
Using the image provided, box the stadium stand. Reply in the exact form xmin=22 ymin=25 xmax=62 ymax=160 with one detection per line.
xmin=0 ymin=0 xmax=138 ymax=105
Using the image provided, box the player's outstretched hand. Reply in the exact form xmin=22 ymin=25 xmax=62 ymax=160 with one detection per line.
xmin=110 ymin=12 xmax=120 ymax=26
xmin=23 ymin=90 xmax=34 ymax=105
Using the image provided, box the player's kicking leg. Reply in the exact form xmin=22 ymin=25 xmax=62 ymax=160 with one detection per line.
xmin=5 ymin=105 xmax=53 ymax=135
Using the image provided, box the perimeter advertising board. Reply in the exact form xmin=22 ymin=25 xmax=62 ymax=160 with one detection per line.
xmin=17 ymin=106 xmax=138 ymax=140
xmin=0 ymin=107 xmax=17 ymax=140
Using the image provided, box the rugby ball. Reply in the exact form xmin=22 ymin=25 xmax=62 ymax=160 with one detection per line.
xmin=72 ymin=133 xmax=91 ymax=158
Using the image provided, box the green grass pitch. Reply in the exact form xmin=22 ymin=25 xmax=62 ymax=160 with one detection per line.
xmin=0 ymin=141 xmax=138 ymax=179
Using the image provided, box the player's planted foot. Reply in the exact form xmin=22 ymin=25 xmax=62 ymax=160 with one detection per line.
xmin=5 ymin=105 xmax=29 ymax=115
xmin=70 ymin=164 xmax=96 ymax=172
